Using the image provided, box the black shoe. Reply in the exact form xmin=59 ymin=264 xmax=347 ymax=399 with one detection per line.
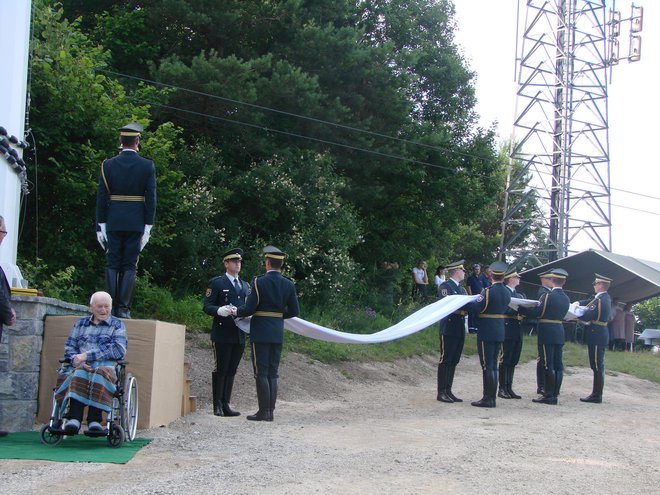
xmin=471 ymin=398 xmax=496 ymax=408
xmin=63 ymin=419 xmax=81 ymax=434
xmin=213 ymin=401 xmax=224 ymax=417
xmin=247 ymin=410 xmax=272 ymax=421
xmin=446 ymin=390 xmax=463 ymax=403
xmin=222 ymin=404 xmax=241 ymax=417
xmin=533 ymin=396 xmax=557 ymax=405
xmin=0 ymin=431 xmax=8 ymax=437
xmin=508 ymin=388 xmax=522 ymax=399
xmin=436 ymin=391 xmax=454 ymax=403
xmin=580 ymin=395 xmax=602 ymax=403
xmin=498 ymin=388 xmax=512 ymax=399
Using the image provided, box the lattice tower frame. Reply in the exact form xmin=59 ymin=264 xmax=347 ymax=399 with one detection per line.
xmin=500 ymin=0 xmax=611 ymax=264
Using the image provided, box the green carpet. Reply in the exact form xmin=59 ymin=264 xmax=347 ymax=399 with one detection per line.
xmin=0 ymin=431 xmax=152 ymax=464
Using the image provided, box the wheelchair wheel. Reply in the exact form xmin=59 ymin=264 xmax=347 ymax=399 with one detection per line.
xmin=107 ymin=423 xmax=125 ymax=448
xmin=40 ymin=424 xmax=63 ymax=446
xmin=121 ymin=373 xmax=139 ymax=441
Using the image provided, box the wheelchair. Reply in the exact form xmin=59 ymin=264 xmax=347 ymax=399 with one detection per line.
xmin=40 ymin=359 xmax=139 ymax=448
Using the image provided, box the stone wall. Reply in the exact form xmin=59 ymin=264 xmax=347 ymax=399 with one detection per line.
xmin=0 ymin=296 xmax=88 ymax=432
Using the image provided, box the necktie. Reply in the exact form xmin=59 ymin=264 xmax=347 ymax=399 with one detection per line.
xmin=234 ymin=278 xmax=241 ymax=295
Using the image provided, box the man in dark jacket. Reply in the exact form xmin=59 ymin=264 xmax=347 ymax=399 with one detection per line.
xmin=96 ymin=122 xmax=156 ymax=318
xmin=203 ymin=248 xmax=248 ymax=417
xmin=499 ymin=268 xmax=526 ymax=399
xmin=519 ymin=268 xmax=571 ymax=405
xmin=436 ymin=259 xmax=468 ymax=403
xmin=234 ymin=246 xmax=299 ymax=421
xmin=470 ymin=261 xmax=511 ymax=408
xmin=578 ymin=274 xmax=614 ymax=404
xmin=0 ymin=215 xmax=17 ymax=437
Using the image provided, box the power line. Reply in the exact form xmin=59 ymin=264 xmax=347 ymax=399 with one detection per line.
xmin=99 ymin=68 xmax=491 ymax=162
xmin=101 ymin=68 xmax=660 ymax=203
xmin=128 ymin=96 xmax=460 ymax=172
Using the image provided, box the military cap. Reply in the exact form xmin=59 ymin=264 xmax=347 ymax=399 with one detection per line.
xmin=263 ymin=245 xmax=286 ymax=260
xmin=472 ymin=263 xmax=481 ymax=269
xmin=222 ymin=247 xmax=243 ymax=262
xmin=119 ymin=122 xmax=144 ymax=137
xmin=445 ymin=259 xmax=465 ymax=271
xmin=504 ymin=267 xmax=520 ymax=279
xmin=539 ymin=270 xmax=553 ymax=279
xmin=489 ymin=261 xmax=508 ymax=276
xmin=593 ymin=273 xmax=612 ymax=285
xmin=550 ymin=268 xmax=568 ymax=279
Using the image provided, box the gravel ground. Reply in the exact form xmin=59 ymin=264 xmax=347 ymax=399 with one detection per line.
xmin=2 ymin=332 xmax=659 ymax=495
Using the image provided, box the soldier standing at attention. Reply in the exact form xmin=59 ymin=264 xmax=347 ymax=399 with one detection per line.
xmin=470 ymin=261 xmax=511 ymax=408
xmin=519 ymin=268 xmax=570 ymax=405
xmin=578 ymin=274 xmax=613 ymax=404
xmin=96 ymin=122 xmax=156 ymax=318
xmin=203 ymin=248 xmax=248 ymax=417
xmin=233 ymin=246 xmax=299 ymax=421
xmin=436 ymin=260 xmax=468 ymax=403
xmin=498 ymin=268 xmax=526 ymax=399
xmin=534 ymin=271 xmax=553 ymax=395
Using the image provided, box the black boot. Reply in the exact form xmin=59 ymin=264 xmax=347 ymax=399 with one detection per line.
xmin=472 ymin=370 xmax=496 ymax=408
xmin=533 ymin=370 xmax=557 ymax=405
xmin=247 ymin=377 xmax=272 ymax=421
xmin=580 ymin=370 xmax=603 ymax=403
xmin=536 ymin=359 xmax=545 ymax=395
xmin=268 ymin=378 xmax=278 ymax=421
xmin=498 ymin=366 xmax=511 ymax=399
xmin=116 ymin=270 xmax=136 ymax=318
xmin=212 ymin=372 xmax=225 ymax=416
xmin=508 ymin=367 xmax=522 ymax=399
xmin=446 ymin=366 xmax=462 ymax=402
xmin=105 ymin=269 xmax=119 ymax=316
xmin=222 ymin=375 xmax=240 ymax=416
xmin=436 ymin=363 xmax=453 ymax=403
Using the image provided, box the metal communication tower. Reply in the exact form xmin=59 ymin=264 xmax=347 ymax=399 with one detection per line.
xmin=499 ymin=1 xmax=643 ymax=264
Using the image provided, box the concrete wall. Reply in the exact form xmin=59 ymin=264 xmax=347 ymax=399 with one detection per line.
xmin=0 ymin=296 xmax=88 ymax=432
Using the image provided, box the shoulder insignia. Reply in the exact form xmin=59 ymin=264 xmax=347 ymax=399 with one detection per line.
xmin=205 ymin=288 xmax=212 ymax=297
xmin=441 ymin=288 xmax=448 ymax=297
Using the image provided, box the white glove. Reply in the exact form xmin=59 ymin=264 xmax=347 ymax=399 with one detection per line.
xmin=140 ymin=224 xmax=153 ymax=251
xmin=217 ymin=305 xmax=232 ymax=317
xmin=96 ymin=223 xmax=107 ymax=249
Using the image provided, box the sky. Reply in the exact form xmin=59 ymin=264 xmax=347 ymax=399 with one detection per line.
xmin=453 ymin=0 xmax=660 ymax=263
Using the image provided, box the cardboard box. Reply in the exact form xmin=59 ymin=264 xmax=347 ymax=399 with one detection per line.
xmin=38 ymin=316 xmax=186 ymax=429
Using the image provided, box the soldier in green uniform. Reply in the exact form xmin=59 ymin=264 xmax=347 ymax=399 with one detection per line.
xmin=234 ymin=246 xmax=300 ymax=421
xmin=436 ymin=260 xmax=468 ymax=403
xmin=578 ymin=274 xmax=613 ymax=404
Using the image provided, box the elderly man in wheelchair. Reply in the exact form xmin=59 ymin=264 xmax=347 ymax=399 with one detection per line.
xmin=41 ymin=291 xmax=137 ymax=447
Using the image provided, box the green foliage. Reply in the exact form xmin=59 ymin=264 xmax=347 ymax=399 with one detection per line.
xmin=18 ymin=258 xmax=85 ymax=304
xmin=634 ymin=297 xmax=660 ymax=330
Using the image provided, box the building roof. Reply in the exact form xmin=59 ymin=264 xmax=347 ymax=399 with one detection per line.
xmin=519 ymin=249 xmax=660 ymax=304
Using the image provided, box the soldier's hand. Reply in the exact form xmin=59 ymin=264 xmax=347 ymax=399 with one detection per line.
xmin=140 ymin=224 xmax=152 ymax=251
xmin=96 ymin=223 xmax=107 ymax=249
xmin=217 ymin=305 xmax=232 ymax=317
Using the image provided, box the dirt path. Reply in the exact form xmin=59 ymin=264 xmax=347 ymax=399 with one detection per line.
xmin=2 ymin=334 xmax=659 ymax=494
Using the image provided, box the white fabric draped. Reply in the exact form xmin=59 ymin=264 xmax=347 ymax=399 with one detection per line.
xmin=283 ymin=295 xmax=538 ymax=344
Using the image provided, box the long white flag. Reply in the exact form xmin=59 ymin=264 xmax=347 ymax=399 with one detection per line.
xmin=283 ymin=295 xmax=538 ymax=344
